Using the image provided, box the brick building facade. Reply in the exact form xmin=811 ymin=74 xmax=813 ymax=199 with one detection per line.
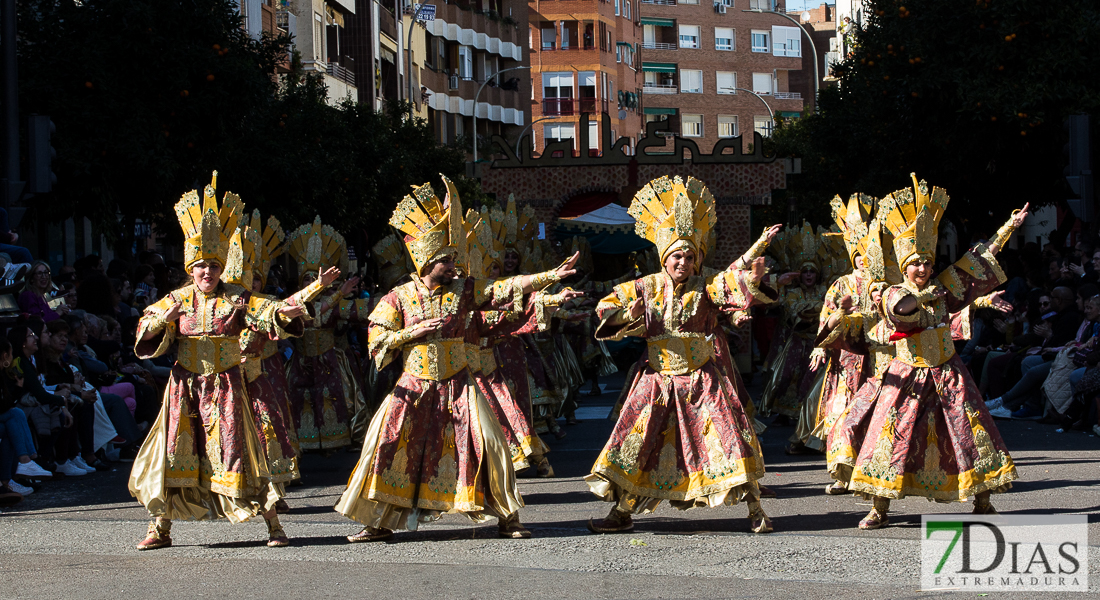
xmin=639 ymin=0 xmax=804 ymax=153
xmin=786 ymin=2 xmax=836 ymax=108
xmin=528 ymin=0 xmax=645 ymax=155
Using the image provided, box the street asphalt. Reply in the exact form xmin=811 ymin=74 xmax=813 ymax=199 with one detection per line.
xmin=1 ymin=373 xmax=1097 ymax=599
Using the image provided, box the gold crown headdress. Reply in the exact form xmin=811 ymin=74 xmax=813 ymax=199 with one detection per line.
xmin=629 ymin=175 xmax=716 ymax=264
xmin=389 ymin=175 xmax=465 ymax=275
xmin=881 ymin=173 xmax=950 ymax=269
xmin=479 ymin=204 xmax=506 ymax=275
xmin=221 ymin=222 xmax=262 ymax=289
xmin=373 ymin=233 xmax=415 ymax=290
xmin=174 ymin=171 xmax=244 ymax=269
xmin=787 ymin=221 xmax=822 ymax=272
xmin=830 ymin=193 xmax=877 ymax=264
xmin=246 ymin=209 xmax=286 ymax=289
xmin=287 ymin=215 xmax=348 ymax=285
xmin=462 ymin=208 xmax=491 ymax=279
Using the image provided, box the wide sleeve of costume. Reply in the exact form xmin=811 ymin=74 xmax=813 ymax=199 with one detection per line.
xmin=366 ymin=292 xmax=419 ymax=370
xmin=471 ymin=265 xmax=564 ymax=310
xmin=935 ymin=242 xmax=1008 ymax=313
xmin=475 ymin=308 xmax=540 ymax=338
xmin=134 ymin=292 xmax=181 ymax=359
xmin=814 ymin=276 xmax=868 ymax=352
xmin=730 ymin=228 xmax=770 ymax=270
xmin=705 ymin=267 xmax=777 ymax=311
xmin=594 ymin=279 xmax=647 ymax=341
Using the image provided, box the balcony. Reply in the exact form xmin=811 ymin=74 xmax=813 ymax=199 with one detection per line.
xmin=774 ymin=91 xmax=802 ymax=99
xmin=641 ymin=42 xmax=676 ymax=50
xmin=643 ymin=84 xmax=678 ymax=95
xmin=578 ymin=98 xmax=610 ymax=114
xmin=542 ymin=98 xmax=575 ymax=115
xmin=328 ymin=61 xmax=356 ymax=87
xmin=641 ymin=0 xmax=677 ymax=4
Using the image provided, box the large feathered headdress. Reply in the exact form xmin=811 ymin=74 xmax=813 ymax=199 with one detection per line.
xmin=221 ymin=220 xmax=262 ymax=289
xmin=629 ymin=175 xmax=716 ymax=263
xmin=373 ymin=233 xmax=415 ymax=291
xmin=389 ymin=174 xmax=465 ymax=276
xmin=287 ymin=215 xmax=348 ymax=285
xmin=830 ymin=193 xmax=877 ymax=265
xmin=174 ymin=171 xmax=244 ymax=269
xmin=881 ymin=173 xmax=949 ymax=269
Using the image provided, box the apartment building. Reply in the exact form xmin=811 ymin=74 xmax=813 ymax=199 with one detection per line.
xmin=283 ymin=0 xmax=360 ymax=104
xmin=344 ymin=0 xmax=529 ymax=151
xmin=786 ymin=2 xmax=836 ymax=108
xmin=639 ymin=0 xmax=804 ymax=152
xmin=528 ymin=0 xmax=644 ymax=155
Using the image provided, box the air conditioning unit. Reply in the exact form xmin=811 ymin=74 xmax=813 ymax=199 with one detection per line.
xmin=714 ymin=3 xmax=726 ymax=13
xmin=449 ymin=74 xmax=460 ymax=90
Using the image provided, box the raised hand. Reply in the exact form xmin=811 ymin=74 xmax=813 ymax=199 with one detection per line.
xmin=555 ymin=252 xmax=580 ymax=281
xmin=339 ymin=276 xmax=361 ymax=297
xmin=319 ymin=267 xmax=342 ymax=287
xmin=777 ymin=272 xmax=800 ymax=286
xmin=627 ymin=297 xmax=645 ymax=319
xmin=277 ymin=304 xmax=308 ymax=320
xmin=763 ymin=224 xmax=783 ymax=243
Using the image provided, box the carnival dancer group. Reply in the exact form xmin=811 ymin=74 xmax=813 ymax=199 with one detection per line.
xmin=126 ymin=167 xmax=1029 ymax=549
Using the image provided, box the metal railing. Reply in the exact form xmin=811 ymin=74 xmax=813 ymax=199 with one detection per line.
xmin=327 ymin=61 xmax=356 ymax=86
xmin=774 ymin=91 xmax=801 ymax=99
xmin=578 ymin=98 xmax=610 ymax=114
xmin=542 ymin=98 xmax=576 ymax=115
xmin=641 ymin=42 xmax=677 ymax=50
xmin=643 ymin=84 xmax=678 ymax=94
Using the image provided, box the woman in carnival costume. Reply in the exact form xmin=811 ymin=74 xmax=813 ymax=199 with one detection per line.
xmin=826 ymin=174 xmax=1026 ymax=529
xmin=129 ymin=173 xmax=330 ymax=550
xmin=585 ymin=176 xmax=781 ymax=534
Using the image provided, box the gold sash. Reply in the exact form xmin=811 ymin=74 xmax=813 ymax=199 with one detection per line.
xmin=647 ymin=333 xmax=714 ymax=375
xmin=893 ymin=325 xmax=955 ymax=368
xmin=300 ymin=328 xmax=335 ymax=357
xmin=402 ymin=338 xmax=468 ymax=381
xmin=176 ymin=335 xmax=242 ymax=376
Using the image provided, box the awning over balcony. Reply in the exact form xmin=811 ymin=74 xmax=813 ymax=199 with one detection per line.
xmin=616 ymin=41 xmax=634 ymax=50
xmin=642 ymin=62 xmax=677 ymax=73
xmin=640 ymin=17 xmax=675 ymax=27
xmin=643 ymin=107 xmax=677 ymax=115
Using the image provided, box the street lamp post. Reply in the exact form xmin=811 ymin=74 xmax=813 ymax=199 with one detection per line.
xmin=720 ymin=87 xmax=774 ymax=136
xmin=515 ymin=116 xmax=556 ymax=158
xmin=744 ymin=8 xmax=819 ymax=105
xmin=472 ymin=65 xmax=530 ymax=167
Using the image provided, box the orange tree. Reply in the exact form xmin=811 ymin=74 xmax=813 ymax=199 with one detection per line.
xmin=769 ymin=0 xmax=1100 ymax=237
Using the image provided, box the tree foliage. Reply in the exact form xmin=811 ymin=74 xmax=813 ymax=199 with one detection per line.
xmin=768 ymin=0 xmax=1100 ymax=236
xmin=17 ymin=0 xmax=478 ymax=255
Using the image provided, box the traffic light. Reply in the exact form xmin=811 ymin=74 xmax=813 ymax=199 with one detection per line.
xmin=27 ymin=114 xmax=56 ymax=194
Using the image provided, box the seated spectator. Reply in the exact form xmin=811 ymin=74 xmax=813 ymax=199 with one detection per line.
xmin=0 ymin=206 xmax=33 ymax=264
xmin=8 ymin=324 xmax=78 ymax=476
xmin=131 ymin=265 xmax=157 ymax=310
xmin=17 ymin=261 xmax=72 ymax=322
xmin=0 ymin=337 xmax=52 ymax=498
xmin=110 ymin=277 xmax=139 ymax=320
xmin=989 ymin=286 xmax=1086 ymax=419
xmin=105 ymin=258 xmax=130 ymax=280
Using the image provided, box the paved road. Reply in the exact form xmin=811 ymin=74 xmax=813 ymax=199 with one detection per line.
xmin=2 ymin=374 xmax=1098 ymax=599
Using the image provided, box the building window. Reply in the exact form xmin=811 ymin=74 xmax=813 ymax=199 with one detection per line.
xmin=749 ymin=0 xmax=772 ymax=8
xmin=752 ymin=72 xmax=772 ymax=94
xmin=679 ymin=25 xmax=700 ymax=49
xmin=715 ymin=27 xmax=734 ymax=51
xmin=615 ymin=0 xmax=620 ymax=16
xmin=543 ymin=72 xmax=575 ymax=98
xmin=625 ymin=2 xmax=631 ymax=19
xmin=754 ymin=115 xmax=773 ymax=137
xmin=718 ymin=115 xmax=739 ymax=138
xmin=616 ymin=46 xmax=622 ymax=63
xmin=773 ymin=26 xmax=802 ymax=57
xmin=457 ymin=46 xmax=474 ymax=79
xmin=682 ymin=114 xmax=703 ymax=137
xmin=541 ymin=26 xmax=556 ymax=50
xmin=544 ymin=123 xmax=576 ymax=143
xmin=716 ymin=71 xmax=736 ymax=94
xmin=680 ymin=0 xmax=699 ymax=5
xmin=751 ymin=29 xmax=770 ymax=53
xmin=680 ymin=69 xmax=702 ymax=93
